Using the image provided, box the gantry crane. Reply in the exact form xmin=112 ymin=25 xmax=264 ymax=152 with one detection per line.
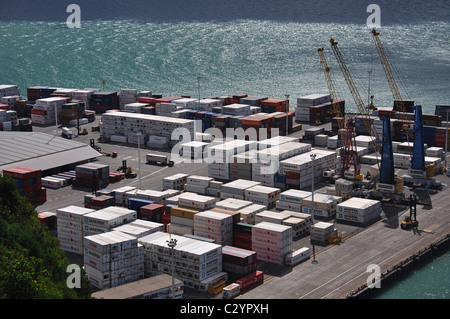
xmin=329 ymin=38 xmax=382 ymax=164
xmin=371 ymin=29 xmax=415 ymax=149
xmin=318 ymin=47 xmax=361 ymax=180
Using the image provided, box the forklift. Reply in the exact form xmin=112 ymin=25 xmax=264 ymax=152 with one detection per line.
xmin=117 ymin=160 xmax=137 ymax=178
xmin=401 ymin=194 xmax=419 ymax=230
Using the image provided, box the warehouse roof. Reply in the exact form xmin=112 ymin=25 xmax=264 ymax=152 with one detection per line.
xmin=91 ymin=274 xmax=183 ymax=299
xmin=0 ymin=131 xmax=101 ymax=172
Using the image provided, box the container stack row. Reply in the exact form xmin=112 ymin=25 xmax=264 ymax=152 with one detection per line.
xmin=279 ymin=149 xmax=337 ymax=190
xmin=83 ymin=231 xmax=145 ymax=290
xmin=222 ymin=245 xmax=257 ymax=282
xmin=138 ymin=232 xmax=228 ymax=292
xmin=99 ymin=111 xmax=195 ymax=147
xmin=2 ymin=166 xmax=46 ymax=205
xmin=252 ymin=222 xmax=293 ymax=264
xmin=31 ymin=97 xmax=68 ymax=125
xmin=74 ymin=163 xmax=110 ymax=189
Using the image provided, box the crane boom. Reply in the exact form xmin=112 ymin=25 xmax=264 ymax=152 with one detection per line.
xmin=318 ymin=47 xmax=361 ymax=179
xmin=329 ymin=38 xmax=381 ymax=154
xmin=371 ymin=28 xmax=415 ymax=146
xmin=317 ymin=48 xmax=344 ymax=128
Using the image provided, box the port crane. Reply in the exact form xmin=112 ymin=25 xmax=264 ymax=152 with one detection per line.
xmin=371 ymin=29 xmax=415 ymax=150
xmin=318 ymin=47 xmax=361 ymax=181
xmin=329 ymin=38 xmax=382 ymax=164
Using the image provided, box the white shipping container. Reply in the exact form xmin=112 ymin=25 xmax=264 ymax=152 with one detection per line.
xmin=178 ymin=193 xmax=216 ymax=210
xmin=57 ymin=205 xmax=94 ymax=222
xmin=285 ymin=247 xmax=310 ymax=265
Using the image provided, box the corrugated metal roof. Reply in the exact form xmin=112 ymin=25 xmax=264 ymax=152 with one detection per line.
xmin=0 ymin=132 xmax=101 ymax=171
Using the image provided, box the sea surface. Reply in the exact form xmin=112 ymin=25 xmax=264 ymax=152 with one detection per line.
xmin=0 ymin=0 xmax=449 ymax=298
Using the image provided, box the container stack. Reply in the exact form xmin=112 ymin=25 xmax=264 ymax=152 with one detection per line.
xmin=72 ymin=90 xmax=94 ymax=110
xmin=253 ymin=142 xmax=311 ymax=187
xmin=220 ymin=179 xmax=261 ymax=200
xmin=279 ymin=149 xmax=337 ymax=189
xmin=88 ymin=195 xmax=115 ymax=209
xmin=184 ymin=175 xmax=214 ymax=195
xmin=26 ymin=86 xmax=57 ymax=102
xmin=0 ymin=110 xmax=17 ymax=130
xmin=280 ymin=210 xmax=313 ymax=232
xmin=82 ymin=206 xmax=137 ymax=236
xmin=31 ymin=97 xmax=67 ymax=125
xmin=177 ymin=193 xmax=216 ymax=211
xmin=276 ymin=189 xmax=311 ymax=212
xmin=173 ymin=98 xmax=197 ymax=109
xmin=301 ymin=193 xmax=342 ymax=218
xmin=180 ymin=141 xmax=209 ymax=161
xmin=84 ymin=230 xmax=145 ymax=289
xmin=163 ymin=173 xmax=188 ymax=190
xmin=255 ymin=210 xmax=291 ymax=225
xmin=193 ymin=210 xmax=234 ymax=245
xmin=168 ymin=205 xmax=200 ymax=236
xmin=252 ymin=222 xmax=292 ymax=264
xmin=194 ymin=99 xmax=223 ymax=112
xmin=260 ymin=98 xmax=289 ymax=114
xmin=207 ymin=140 xmax=256 ymax=181
xmin=90 ymin=91 xmax=119 ymax=114
xmin=112 ymin=186 xmax=136 ymax=206
xmin=61 ymin=102 xmax=83 ymax=126
xmin=215 ymin=198 xmax=253 ymax=213
xmin=138 ymin=232 xmax=226 ymax=292
xmin=99 ymin=112 xmax=195 ymax=146
xmin=296 ymin=94 xmax=331 ymax=123
xmin=435 ymin=127 xmax=450 ymax=148
xmin=233 ymin=222 xmax=253 ymax=250
xmin=334 ymin=178 xmax=354 ymax=199
xmin=222 ymin=246 xmax=257 ymax=282
xmin=222 ymin=104 xmax=252 ymax=116
xmin=56 ymin=205 xmax=95 ymax=254
xmin=125 ymin=189 xmax=168 ymax=206
xmin=112 ymin=219 xmax=164 ymax=238
xmin=237 ymin=204 xmax=265 ymax=224
xmin=244 ymin=185 xmax=280 ymax=208
xmin=310 ymin=221 xmax=335 ymax=244
xmin=2 ymin=166 xmax=46 ymax=205
xmin=119 ymin=89 xmax=138 ymax=109
xmin=336 ymin=197 xmax=382 ymax=224
xmin=74 ymin=163 xmax=110 ymax=189
xmin=139 ymin=204 xmax=165 ymax=223
xmin=0 ymin=85 xmax=20 ymax=98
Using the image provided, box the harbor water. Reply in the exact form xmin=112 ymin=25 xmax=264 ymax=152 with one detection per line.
xmin=0 ymin=0 xmax=449 ymax=298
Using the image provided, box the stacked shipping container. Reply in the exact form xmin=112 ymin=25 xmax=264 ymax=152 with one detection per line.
xmin=2 ymin=166 xmax=46 ymax=204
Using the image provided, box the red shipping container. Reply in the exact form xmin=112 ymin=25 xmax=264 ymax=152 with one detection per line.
xmin=3 ymin=167 xmax=41 ymax=180
xmin=140 ymin=203 xmax=165 ymax=217
xmin=236 ymin=271 xmax=264 ymax=291
xmin=285 ymin=171 xmax=300 ymax=179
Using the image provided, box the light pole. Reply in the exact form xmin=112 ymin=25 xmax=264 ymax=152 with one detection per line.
xmin=167 ymin=236 xmax=178 ymax=299
xmin=137 ymin=132 xmax=142 ymax=189
xmin=197 ymin=76 xmax=201 ymax=106
xmin=445 ymin=110 xmax=449 ymax=174
xmin=310 ymin=153 xmax=318 ymax=264
xmin=285 ymin=94 xmax=290 ymax=136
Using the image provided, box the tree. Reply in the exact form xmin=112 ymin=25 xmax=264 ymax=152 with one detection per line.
xmin=0 ymin=175 xmax=92 ymax=299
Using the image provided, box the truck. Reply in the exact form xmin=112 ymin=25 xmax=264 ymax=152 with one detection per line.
xmin=61 ymin=127 xmax=73 ymax=139
xmin=146 ymin=153 xmax=174 ymax=167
